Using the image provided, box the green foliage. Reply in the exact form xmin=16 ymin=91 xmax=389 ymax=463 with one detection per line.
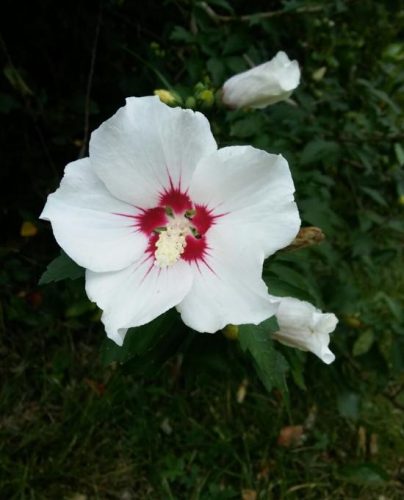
xmin=39 ymin=251 xmax=84 ymax=285
xmin=101 ymin=310 xmax=187 ymax=376
xmin=239 ymin=318 xmax=289 ymax=394
xmin=337 ymin=463 xmax=389 ymax=486
xmin=1 ymin=0 xmax=404 ymax=496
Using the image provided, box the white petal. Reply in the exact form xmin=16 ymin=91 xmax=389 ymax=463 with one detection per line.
xmin=222 ymin=51 xmax=300 ymax=109
xmin=307 ymin=340 xmax=335 ymax=365
xmin=85 ymin=258 xmax=193 ymax=345
xmin=313 ymin=312 xmax=339 ymax=334
xmin=89 ymin=96 xmax=217 ymax=207
xmin=271 ymin=296 xmax=337 ymax=364
xmin=176 ymin=225 xmax=278 ymax=333
xmin=40 ymin=158 xmax=147 ymax=272
xmin=189 ymin=146 xmax=300 ymax=258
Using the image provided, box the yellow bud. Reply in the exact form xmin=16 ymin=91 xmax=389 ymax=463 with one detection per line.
xmin=198 ymin=89 xmax=214 ymax=107
xmin=344 ymin=315 xmax=362 ymax=329
xmin=223 ymin=324 xmax=239 ymax=340
xmin=399 ymin=194 xmax=404 ymax=206
xmin=154 ymin=89 xmax=177 ymax=105
xmin=20 ymin=221 xmax=38 ymax=237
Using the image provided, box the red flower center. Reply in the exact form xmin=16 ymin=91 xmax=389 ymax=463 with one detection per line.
xmin=116 ymin=187 xmax=217 ymax=265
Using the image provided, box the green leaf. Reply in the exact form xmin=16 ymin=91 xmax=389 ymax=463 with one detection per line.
xmin=100 ymin=310 xmax=183 ymax=366
xmin=39 ymin=251 xmax=84 ymax=285
xmin=352 ymin=329 xmax=375 ymax=357
xmin=357 ymin=78 xmax=401 ymax=113
xmin=394 ymin=143 xmax=404 ymax=166
xmin=264 ymin=276 xmax=314 ymax=303
xmin=223 ymin=34 xmax=248 ymax=55
xmin=387 ymin=218 xmax=404 ymax=233
xmin=360 ymin=186 xmax=388 ymax=207
xmin=239 ymin=318 xmax=289 ymax=394
xmin=230 ymin=114 xmax=266 ymax=139
xmin=300 ymin=140 xmax=340 ymax=165
xmin=206 ymin=57 xmax=225 ymax=85
xmin=170 ymin=26 xmax=194 ymax=43
xmin=337 ymin=463 xmax=388 ymax=485
xmin=204 ymin=0 xmax=234 ymax=14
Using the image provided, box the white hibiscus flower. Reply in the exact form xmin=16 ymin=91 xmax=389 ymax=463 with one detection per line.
xmin=222 ymin=51 xmax=300 ymax=109
xmin=41 ymin=96 xmax=300 ymax=345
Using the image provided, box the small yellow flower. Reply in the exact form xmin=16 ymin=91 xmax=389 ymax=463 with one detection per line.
xmin=154 ymin=89 xmax=177 ymax=105
xmin=399 ymin=194 xmax=404 ymax=206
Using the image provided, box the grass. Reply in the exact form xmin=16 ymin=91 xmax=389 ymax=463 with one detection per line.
xmin=1 ymin=301 xmax=404 ymax=499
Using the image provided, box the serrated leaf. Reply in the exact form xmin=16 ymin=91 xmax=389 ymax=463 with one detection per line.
xmin=239 ymin=318 xmax=289 ymax=394
xmin=39 ymin=251 xmax=84 ymax=285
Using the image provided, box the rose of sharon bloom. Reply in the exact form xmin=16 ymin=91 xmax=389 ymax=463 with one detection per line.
xmin=222 ymin=51 xmax=300 ymax=109
xmin=41 ymin=96 xmax=300 ymax=345
xmin=272 ymin=296 xmax=338 ymax=364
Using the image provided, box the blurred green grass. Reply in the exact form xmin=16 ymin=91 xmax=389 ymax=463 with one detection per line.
xmin=1 ymin=308 xmax=403 ymax=499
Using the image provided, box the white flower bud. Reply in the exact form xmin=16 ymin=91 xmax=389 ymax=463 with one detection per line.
xmin=271 ymin=296 xmax=337 ymax=364
xmin=222 ymin=51 xmax=300 ymax=109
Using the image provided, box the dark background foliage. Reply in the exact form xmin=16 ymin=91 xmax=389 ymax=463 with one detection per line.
xmin=1 ymin=0 xmax=403 ymax=498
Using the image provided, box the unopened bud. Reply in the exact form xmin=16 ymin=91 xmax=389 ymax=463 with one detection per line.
xmin=198 ymin=89 xmax=215 ymax=107
xmin=154 ymin=89 xmax=177 ymax=105
xmin=185 ymin=96 xmax=196 ymax=109
xmin=221 ymin=51 xmax=300 ymax=109
xmin=223 ymin=324 xmax=239 ymax=340
xmin=284 ymin=226 xmax=325 ymax=252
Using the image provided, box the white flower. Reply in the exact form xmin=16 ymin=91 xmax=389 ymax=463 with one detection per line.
xmin=272 ymin=296 xmax=338 ymax=364
xmin=40 ymin=96 xmax=300 ymax=345
xmin=222 ymin=51 xmax=300 ymax=109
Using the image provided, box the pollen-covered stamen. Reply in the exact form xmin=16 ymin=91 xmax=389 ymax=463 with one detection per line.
xmin=154 ymin=217 xmax=191 ymax=268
